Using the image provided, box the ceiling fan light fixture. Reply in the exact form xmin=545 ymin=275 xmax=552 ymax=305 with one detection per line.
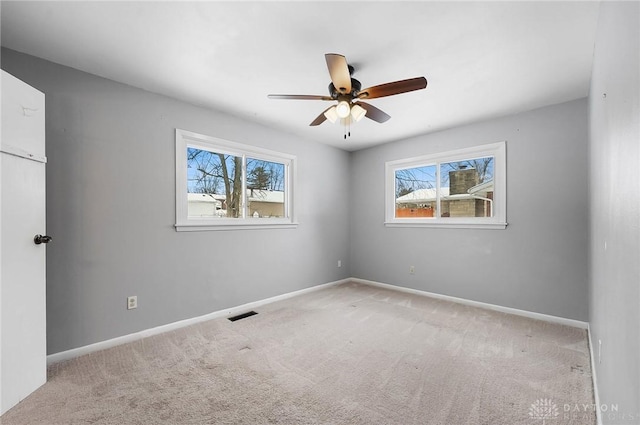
xmin=324 ymin=106 xmax=338 ymax=123
xmin=336 ymin=100 xmax=351 ymax=119
xmin=350 ymin=104 xmax=366 ymax=122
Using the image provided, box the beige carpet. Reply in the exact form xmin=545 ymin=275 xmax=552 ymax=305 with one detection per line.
xmin=2 ymin=281 xmax=595 ymax=424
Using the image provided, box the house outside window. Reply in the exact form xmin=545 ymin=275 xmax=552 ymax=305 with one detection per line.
xmin=175 ymin=129 xmax=297 ymax=231
xmin=385 ymin=142 xmax=506 ymax=229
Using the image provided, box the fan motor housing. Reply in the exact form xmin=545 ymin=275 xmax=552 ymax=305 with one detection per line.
xmin=328 ymin=78 xmax=361 ymax=99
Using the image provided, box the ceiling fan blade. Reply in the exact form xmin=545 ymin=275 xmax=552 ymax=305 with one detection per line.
xmin=325 ymin=53 xmax=352 ymax=94
xmin=357 ymin=102 xmax=391 ymax=123
xmin=309 ymin=106 xmax=335 ymax=126
xmin=357 ymin=77 xmax=427 ymax=100
xmin=268 ymin=94 xmax=333 ymax=101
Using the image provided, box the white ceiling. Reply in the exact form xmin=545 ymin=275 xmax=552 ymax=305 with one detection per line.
xmin=1 ymin=1 xmax=600 ymax=151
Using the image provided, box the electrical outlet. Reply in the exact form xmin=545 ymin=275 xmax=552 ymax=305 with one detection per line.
xmin=409 ymin=265 xmax=415 ymax=274
xmin=127 ymin=296 xmax=138 ymax=310
xmin=337 ymin=260 xmax=342 ymax=268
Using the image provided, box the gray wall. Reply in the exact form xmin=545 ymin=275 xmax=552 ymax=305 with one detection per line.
xmin=588 ymin=1 xmax=640 ymax=422
xmin=0 ymin=47 xmax=594 ymax=354
xmin=1 ymin=48 xmax=352 ymax=355
xmin=350 ymin=98 xmax=589 ymax=321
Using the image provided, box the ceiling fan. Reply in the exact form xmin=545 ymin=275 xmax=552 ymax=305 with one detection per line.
xmin=268 ymin=53 xmax=427 ymax=138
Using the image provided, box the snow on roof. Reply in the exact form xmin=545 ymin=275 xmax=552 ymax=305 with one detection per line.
xmin=247 ymin=190 xmax=284 ymax=203
xmin=187 ymin=193 xmax=225 ymax=203
xmin=187 ymin=191 xmax=284 ymax=204
xmin=395 ymin=179 xmax=494 ymax=204
xmin=396 ymin=187 xmax=447 ymax=203
xmin=468 ymin=179 xmax=494 ymax=194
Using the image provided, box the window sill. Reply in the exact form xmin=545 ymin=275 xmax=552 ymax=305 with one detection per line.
xmin=384 ymin=221 xmax=507 ymax=230
xmin=175 ymin=221 xmax=299 ymax=232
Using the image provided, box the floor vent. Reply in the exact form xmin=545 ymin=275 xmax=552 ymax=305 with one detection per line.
xmin=228 ymin=311 xmax=258 ymax=322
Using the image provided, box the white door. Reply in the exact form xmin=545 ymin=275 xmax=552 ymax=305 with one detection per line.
xmin=0 ymin=70 xmax=47 ymax=415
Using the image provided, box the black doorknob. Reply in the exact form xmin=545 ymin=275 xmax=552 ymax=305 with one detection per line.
xmin=34 ymin=235 xmax=52 ymax=245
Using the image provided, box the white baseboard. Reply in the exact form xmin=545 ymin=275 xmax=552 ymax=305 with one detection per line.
xmin=351 ymin=278 xmax=589 ymax=329
xmin=587 ymin=324 xmax=603 ymax=425
xmin=47 ymin=278 xmax=349 ymax=365
xmin=47 ymin=276 xmax=600 ymax=423
xmin=48 ymin=276 xmax=590 ymax=366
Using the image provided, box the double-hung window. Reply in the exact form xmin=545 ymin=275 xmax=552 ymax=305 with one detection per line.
xmin=175 ymin=129 xmax=296 ymax=231
xmin=385 ymin=142 xmax=507 ymax=229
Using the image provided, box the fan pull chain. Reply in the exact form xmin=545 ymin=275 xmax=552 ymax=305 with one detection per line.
xmin=343 ymin=121 xmax=351 ymax=139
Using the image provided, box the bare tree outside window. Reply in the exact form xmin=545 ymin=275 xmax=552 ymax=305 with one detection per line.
xmin=385 ymin=142 xmax=506 ymax=228
xmin=395 ymin=165 xmax=436 ymax=198
xmin=393 ymin=156 xmax=495 ymax=219
xmin=187 ymin=148 xmax=286 ymax=219
xmin=187 ymin=148 xmax=241 ymax=218
xmin=176 ymin=129 xmax=296 ymax=230
xmin=440 ymin=157 xmax=494 ymax=188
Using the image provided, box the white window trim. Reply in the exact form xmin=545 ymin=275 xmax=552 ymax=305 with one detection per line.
xmin=175 ymin=129 xmax=297 ymax=232
xmin=385 ymin=141 xmax=507 ymax=229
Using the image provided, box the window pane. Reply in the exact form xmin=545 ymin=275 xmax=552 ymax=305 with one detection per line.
xmin=186 ymin=147 xmax=242 ymax=218
xmin=439 ymin=157 xmax=494 ymax=218
xmin=246 ymin=158 xmax=286 ymax=218
xmin=395 ymin=165 xmax=437 ymax=218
